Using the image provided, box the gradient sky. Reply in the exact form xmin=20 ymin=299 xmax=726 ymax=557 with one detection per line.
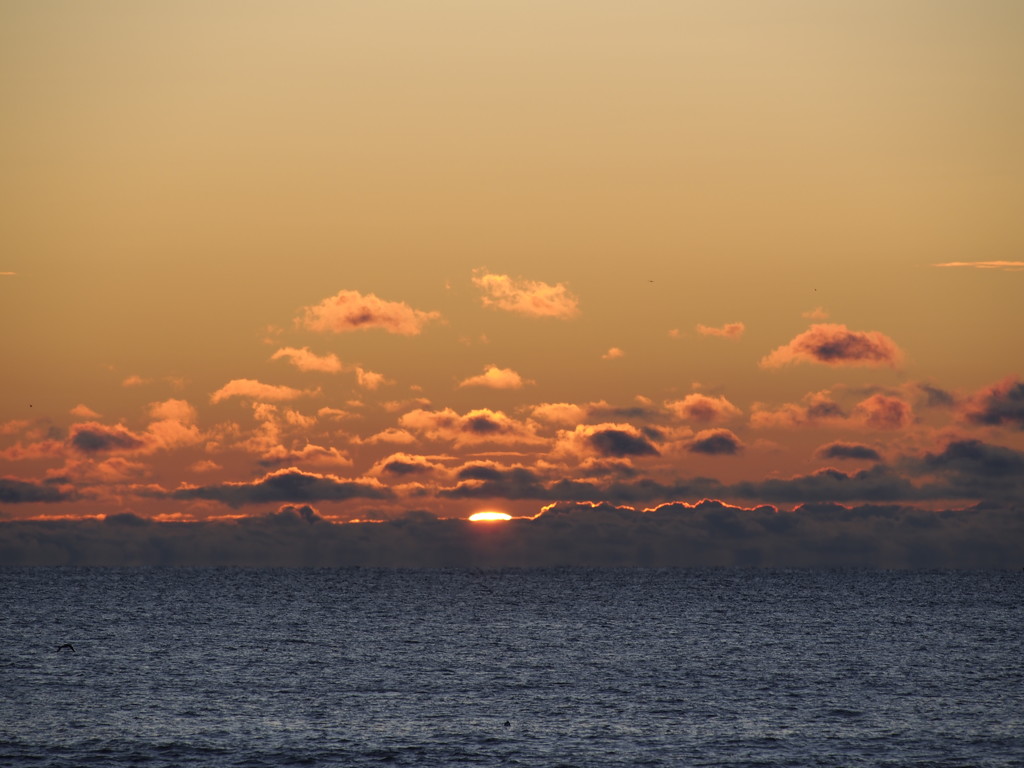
xmin=2 ymin=1 xmax=1022 ymax=566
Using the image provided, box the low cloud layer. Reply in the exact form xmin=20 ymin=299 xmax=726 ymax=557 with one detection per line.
xmin=2 ymin=501 xmax=1020 ymax=568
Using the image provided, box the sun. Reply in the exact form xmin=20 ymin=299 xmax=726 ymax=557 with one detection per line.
xmin=468 ymin=511 xmax=512 ymax=522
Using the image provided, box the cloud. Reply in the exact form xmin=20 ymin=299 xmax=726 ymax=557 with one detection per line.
xmin=802 ymin=307 xmax=829 ymax=320
xmin=472 ymin=271 xmax=580 ymax=319
xmin=458 ymin=365 xmax=530 ymax=389
xmin=3 ymin=502 xmax=1021 ymax=568
xmin=210 ymin=379 xmax=318 ymax=403
xmin=687 ymin=429 xmax=744 ymax=455
xmin=555 ymin=423 xmax=660 ymax=460
xmin=122 ymin=375 xmax=147 ymax=387
xmin=148 ymin=398 xmax=197 ymax=424
xmin=68 ymin=422 xmax=147 ymax=454
xmin=601 ymin=347 xmax=625 ymax=360
xmin=529 ymin=402 xmax=588 ymax=426
xmin=298 ymin=289 xmax=440 ymax=335
xmin=750 ymin=391 xmax=846 ymax=429
xmin=961 ymin=377 xmax=1024 ymax=429
xmin=369 ymin=453 xmax=445 ymax=477
xmin=271 ymin=346 xmax=343 ymax=373
xmin=354 ymin=367 xmax=389 ymax=390
xmin=732 ymin=465 xmax=922 ymax=503
xmin=399 ymin=408 xmax=542 ymax=446
xmin=666 ymin=394 xmax=741 ymax=424
xmin=257 ymin=444 xmax=353 ymax=468
xmin=696 ymin=322 xmax=744 ymax=339
xmin=0 ymin=477 xmax=75 ymax=503
xmin=815 ymin=442 xmax=882 ymax=461
xmin=932 ymin=261 xmax=1024 ymax=271
xmin=760 ymin=324 xmax=902 ymax=368
xmin=852 ymin=394 xmax=913 ymax=430
xmin=164 ymin=468 xmax=393 ymax=507
xmin=70 ymin=404 xmax=101 ymax=419
xmin=911 ymin=439 xmax=1024 ymax=499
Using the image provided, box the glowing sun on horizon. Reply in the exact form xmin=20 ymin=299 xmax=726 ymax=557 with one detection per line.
xmin=468 ymin=511 xmax=512 ymax=522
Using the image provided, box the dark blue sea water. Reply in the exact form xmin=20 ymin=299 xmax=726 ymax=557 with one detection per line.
xmin=1 ymin=568 xmax=1022 ymax=767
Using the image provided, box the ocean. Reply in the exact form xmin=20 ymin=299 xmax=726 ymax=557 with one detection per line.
xmin=1 ymin=568 xmax=1021 ymax=767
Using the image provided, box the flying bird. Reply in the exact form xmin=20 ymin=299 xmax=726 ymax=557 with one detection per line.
xmin=56 ymin=643 xmax=75 ymax=652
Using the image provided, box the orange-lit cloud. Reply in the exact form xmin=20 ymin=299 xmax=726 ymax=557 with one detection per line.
xmin=696 ymin=322 xmax=745 ymax=338
xmin=760 ymin=324 xmax=902 ymax=368
xmin=400 ymin=407 xmax=543 ymax=446
xmin=666 ymin=393 xmax=741 ymax=424
xmin=354 ymin=367 xmax=390 ymax=390
xmin=70 ymin=404 xmax=101 ymax=419
xmin=162 ymin=467 xmax=392 ymax=507
xmin=472 ymin=271 xmax=580 ymax=318
xmin=960 ymin=377 xmax=1024 ymax=429
xmin=687 ymin=428 xmax=744 ymax=455
xmin=750 ymin=390 xmax=846 ymax=429
xmin=601 ymin=347 xmax=624 ymax=360
xmin=299 ymin=289 xmax=441 ymax=335
xmin=458 ymin=365 xmax=530 ymax=389
xmin=932 ymin=261 xmax=1024 ymax=271
xmin=852 ymin=394 xmax=913 ymax=430
xmin=210 ymin=379 xmax=318 ymax=403
xmin=802 ymin=307 xmax=829 ymax=320
xmin=555 ymin=423 xmax=660 ymax=460
xmin=271 ymin=346 xmax=343 ymax=373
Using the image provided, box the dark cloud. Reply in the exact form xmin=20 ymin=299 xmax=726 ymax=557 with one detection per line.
xmin=962 ymin=377 xmax=1024 ymax=429
xmin=382 ymin=459 xmax=433 ymax=476
xmin=688 ymin=429 xmax=743 ymax=455
xmin=163 ymin=468 xmax=393 ymax=508
xmin=0 ymin=477 xmax=75 ymax=503
xmin=4 ymin=502 xmax=1020 ymax=568
xmin=919 ymin=439 xmax=1024 ymax=478
xmin=69 ymin=423 xmax=146 ymax=454
xmin=917 ymin=383 xmax=955 ymax=408
xmin=732 ymin=465 xmax=923 ymax=503
xmin=815 ymin=442 xmax=882 ymax=461
xmin=587 ymin=428 xmax=659 ymax=457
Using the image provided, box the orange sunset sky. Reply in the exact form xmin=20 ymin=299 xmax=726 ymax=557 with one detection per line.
xmin=2 ymin=1 xmax=1022 ymax=566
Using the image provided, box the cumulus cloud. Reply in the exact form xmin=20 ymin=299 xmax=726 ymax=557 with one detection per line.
xmin=555 ymin=423 xmax=660 ymax=460
xmin=732 ymin=465 xmax=922 ymax=503
xmin=70 ymin=404 xmax=101 ymax=419
xmin=815 ymin=442 xmax=882 ymax=461
xmin=458 ymin=365 xmax=530 ymax=389
xmin=961 ymin=377 xmax=1024 ymax=429
xmin=696 ymin=322 xmax=745 ymax=339
xmin=0 ymin=477 xmax=75 ymax=503
xmin=257 ymin=444 xmax=353 ymax=468
xmin=666 ymin=394 xmax=741 ymax=424
xmin=472 ymin=271 xmax=580 ymax=319
xmin=601 ymin=347 xmax=625 ymax=360
xmin=687 ymin=428 xmax=744 ymax=455
xmin=750 ymin=391 xmax=846 ymax=429
xmin=911 ymin=439 xmax=1024 ymax=500
xmin=932 ymin=261 xmax=1024 ymax=271
xmin=802 ymin=307 xmax=829 ymax=320
xmin=354 ymin=367 xmax=389 ymax=390
xmin=529 ymin=402 xmax=588 ymax=426
xmin=400 ymin=408 xmax=543 ymax=446
xmin=271 ymin=346 xmax=343 ymax=373
xmin=69 ymin=422 xmax=147 ymax=454
xmin=760 ymin=324 xmax=902 ymax=368
xmin=163 ymin=468 xmax=393 ymax=507
xmin=852 ymin=394 xmax=914 ymax=430
xmin=298 ymin=289 xmax=440 ymax=335
xmin=369 ymin=453 xmax=445 ymax=477
xmin=210 ymin=379 xmax=318 ymax=404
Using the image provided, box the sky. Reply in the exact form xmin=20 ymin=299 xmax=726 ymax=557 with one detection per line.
xmin=2 ymin=1 xmax=1023 ymax=567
